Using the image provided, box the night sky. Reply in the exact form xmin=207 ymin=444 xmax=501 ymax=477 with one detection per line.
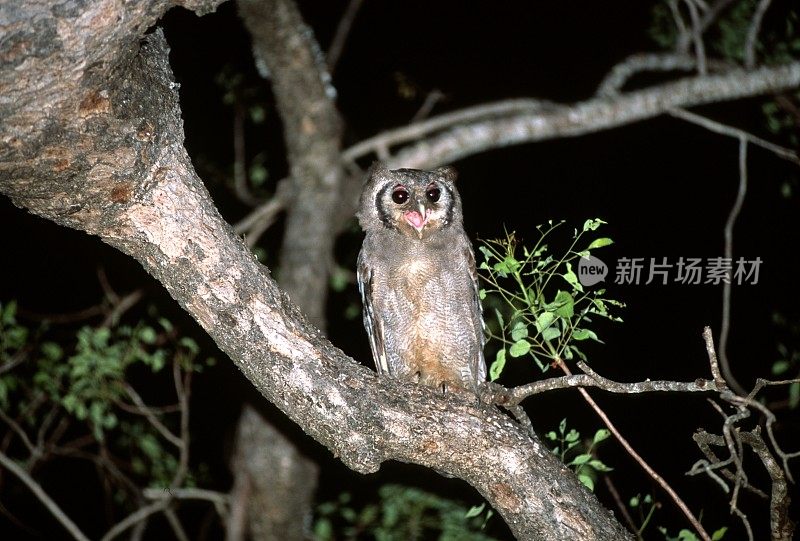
xmin=1 ymin=1 xmax=798 ymax=538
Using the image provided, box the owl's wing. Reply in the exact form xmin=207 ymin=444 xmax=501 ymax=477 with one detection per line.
xmin=357 ymin=251 xmax=389 ymax=374
xmin=464 ymin=239 xmax=488 ymax=382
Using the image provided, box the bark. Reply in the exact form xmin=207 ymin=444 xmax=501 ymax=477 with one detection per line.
xmin=230 ymin=0 xmax=347 ymax=538
xmin=0 ymin=4 xmax=633 ymax=538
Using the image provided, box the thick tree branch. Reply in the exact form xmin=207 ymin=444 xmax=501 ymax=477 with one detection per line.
xmin=387 ymin=63 xmax=800 ymax=169
xmin=239 ymin=0 xmax=343 ymax=330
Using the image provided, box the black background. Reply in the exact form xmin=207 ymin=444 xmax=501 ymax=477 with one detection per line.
xmin=2 ymin=1 xmax=798 ymax=538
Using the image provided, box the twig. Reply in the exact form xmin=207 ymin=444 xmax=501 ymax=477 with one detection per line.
xmin=508 ymin=362 xmax=716 ymax=405
xmin=556 ymin=361 xmax=712 ymax=541
xmin=101 ymin=288 xmax=144 ymax=328
xmin=121 ymin=383 xmax=182 ymax=448
xmin=411 ymin=89 xmax=445 ymax=123
xmin=232 ymin=104 xmax=261 ymax=207
xmin=233 ymin=177 xmax=290 ymax=246
xmin=326 ymin=0 xmax=364 ymax=74
xmin=0 ymin=407 xmax=36 ymax=457
xmin=603 ymin=475 xmax=640 ymax=539
xmin=100 ymin=499 xmax=168 ymax=541
xmin=684 ymin=0 xmax=708 ymax=75
xmin=164 ymin=508 xmax=190 ymax=541
xmin=342 ymin=98 xmax=557 ymax=162
xmin=143 ymin=487 xmax=230 ymax=519
xmin=718 ymin=138 xmax=749 ymax=396
xmin=668 ymin=108 xmax=800 ymax=165
xmin=0 ymin=451 xmax=90 ymax=541
xmin=744 ymin=0 xmax=772 ymax=69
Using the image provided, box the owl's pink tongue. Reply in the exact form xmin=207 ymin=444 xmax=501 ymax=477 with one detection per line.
xmin=404 ymin=210 xmax=427 ymax=229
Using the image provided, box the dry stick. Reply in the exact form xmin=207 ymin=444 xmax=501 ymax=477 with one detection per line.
xmin=232 ymin=105 xmax=261 ymax=208
xmin=326 ymin=0 xmax=364 ymax=74
xmin=99 ymin=364 xmax=193 ymax=541
xmin=557 ymin=361 xmax=713 ymax=541
xmin=668 ymin=108 xmax=800 ymax=165
xmin=684 ymin=0 xmax=708 ymax=75
xmin=718 ymin=137 xmax=749 ymax=396
xmin=603 ymin=476 xmax=641 ymax=539
xmin=0 ymin=451 xmax=90 ymax=541
xmin=744 ymin=0 xmax=773 ymax=69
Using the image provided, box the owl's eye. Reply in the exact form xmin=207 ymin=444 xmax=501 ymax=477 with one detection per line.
xmin=391 ymin=187 xmax=409 ymax=204
xmin=426 ymin=186 xmax=441 ymax=203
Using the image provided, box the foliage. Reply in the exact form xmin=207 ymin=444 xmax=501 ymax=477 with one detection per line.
xmin=650 ymin=0 xmax=800 ymax=146
xmin=314 ymin=484 xmax=498 ymax=541
xmin=545 ymin=418 xmax=612 ymax=492
xmin=478 ymin=219 xmax=623 ymax=379
xmin=0 ymin=301 xmax=210 ymax=491
xmin=771 ymin=311 xmax=800 ymax=409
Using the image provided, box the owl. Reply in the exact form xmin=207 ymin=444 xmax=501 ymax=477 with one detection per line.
xmin=356 ymin=163 xmax=486 ymax=396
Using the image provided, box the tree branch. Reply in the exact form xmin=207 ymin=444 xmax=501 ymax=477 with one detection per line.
xmin=386 ymin=63 xmax=800 ymax=169
xmin=0 ymin=451 xmax=90 ymax=541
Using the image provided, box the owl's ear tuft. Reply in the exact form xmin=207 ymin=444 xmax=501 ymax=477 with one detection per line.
xmin=367 ymin=161 xmax=389 ymax=180
xmin=435 ymin=165 xmax=458 ymax=183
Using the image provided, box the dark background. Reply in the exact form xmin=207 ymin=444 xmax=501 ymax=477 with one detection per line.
xmin=1 ymin=0 xmax=798 ymax=538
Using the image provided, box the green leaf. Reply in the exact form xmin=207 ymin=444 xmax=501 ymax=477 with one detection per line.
xmin=570 ymin=454 xmax=591 ymax=466
xmin=493 ymin=308 xmax=505 ymax=330
xmin=593 ymin=429 xmax=611 ymax=444
xmin=465 ymin=503 xmax=485 ymax=518
xmin=565 ymin=429 xmax=580 ymax=443
xmin=588 ymin=459 xmax=612 ymax=472
xmin=582 ymin=219 xmax=606 ymax=232
xmin=577 ymin=474 xmax=595 ymax=491
xmin=490 ymin=349 xmax=506 ymax=381
xmin=572 ymin=328 xmax=599 ymax=342
xmin=552 ymin=290 xmax=574 ymax=318
xmin=541 ymin=327 xmax=560 ymax=341
xmin=562 ymin=263 xmax=583 ymax=293
xmin=535 ymin=312 xmax=556 ymax=333
xmin=789 ymin=381 xmax=800 ymax=409
xmin=510 ymin=322 xmax=528 ymax=341
xmin=479 ymin=289 xmax=486 ymax=300
xmin=712 ymin=527 xmax=728 ymax=540
xmin=478 ymin=245 xmax=492 ymax=262
xmin=545 ymin=431 xmax=557 ymax=441
xmin=558 ymin=418 xmax=567 ymax=434
xmin=509 ymin=340 xmax=530 ymax=358
xmin=138 ymin=326 xmax=157 ymax=345
xmin=772 ymin=360 xmax=790 ymax=375
xmin=587 ymin=237 xmax=613 ymax=250
xmin=629 ymin=495 xmax=640 ymax=507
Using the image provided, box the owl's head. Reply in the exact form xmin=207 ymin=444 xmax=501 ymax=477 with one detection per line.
xmin=357 ymin=162 xmax=463 ymax=240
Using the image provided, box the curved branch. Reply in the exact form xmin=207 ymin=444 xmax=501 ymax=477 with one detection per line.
xmin=384 ymin=62 xmax=800 ymax=169
xmin=0 ymin=451 xmax=90 ymax=541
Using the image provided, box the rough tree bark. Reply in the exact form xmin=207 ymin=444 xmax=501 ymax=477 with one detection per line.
xmin=228 ymin=0 xmax=346 ymax=537
xmin=3 ymin=1 xmax=800 ymax=539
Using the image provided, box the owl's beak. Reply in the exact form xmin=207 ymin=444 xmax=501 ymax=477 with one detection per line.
xmin=403 ymin=200 xmax=429 ymax=238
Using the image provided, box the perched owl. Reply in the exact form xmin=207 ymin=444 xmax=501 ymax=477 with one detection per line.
xmin=356 ymin=163 xmax=486 ymax=396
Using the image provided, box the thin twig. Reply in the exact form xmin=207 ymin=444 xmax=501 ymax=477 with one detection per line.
xmin=508 ymin=362 xmax=716 ymax=404
xmin=100 ymin=500 xmax=168 ymax=541
xmin=557 ymin=361 xmax=712 ymax=541
xmin=0 ymin=451 xmax=90 ymax=541
xmin=603 ymin=475 xmax=640 ymax=539
xmin=121 ymin=383 xmax=182 ymax=448
xmin=744 ymin=0 xmax=772 ymax=69
xmin=411 ymin=89 xmax=445 ymax=123
xmin=232 ymin=104 xmax=261 ymax=207
xmin=326 ymin=0 xmax=364 ymax=74
xmin=718 ymin=138 xmax=749 ymax=396
xmin=0 ymin=408 xmax=36 ymax=457
xmin=684 ymin=0 xmax=708 ymax=75
xmin=669 ymin=108 xmax=800 ymax=165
